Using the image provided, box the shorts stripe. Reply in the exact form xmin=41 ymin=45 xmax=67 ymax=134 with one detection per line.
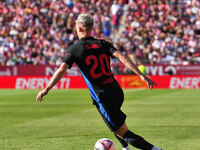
xmin=80 ymin=70 xmax=115 ymax=127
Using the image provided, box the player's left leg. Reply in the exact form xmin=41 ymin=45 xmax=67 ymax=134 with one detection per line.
xmin=115 ymin=123 xmax=162 ymax=150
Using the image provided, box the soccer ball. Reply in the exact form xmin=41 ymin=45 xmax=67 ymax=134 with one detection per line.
xmin=94 ymin=138 xmax=115 ymax=150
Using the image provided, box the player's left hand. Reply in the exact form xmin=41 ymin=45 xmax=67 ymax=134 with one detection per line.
xmin=36 ymin=88 xmax=48 ymax=102
xmin=140 ymin=75 xmax=157 ymax=89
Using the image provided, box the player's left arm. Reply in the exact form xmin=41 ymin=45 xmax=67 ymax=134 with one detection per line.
xmin=112 ymin=50 xmax=157 ymax=89
xmin=36 ymin=63 xmax=69 ymax=102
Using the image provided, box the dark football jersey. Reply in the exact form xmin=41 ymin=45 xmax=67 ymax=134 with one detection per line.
xmin=63 ymin=37 xmax=119 ymax=90
xmin=63 ymin=37 xmax=125 ymax=128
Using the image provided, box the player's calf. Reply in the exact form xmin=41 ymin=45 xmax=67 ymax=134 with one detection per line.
xmin=122 ymin=130 xmax=162 ymax=150
xmin=114 ymin=133 xmax=128 ymax=148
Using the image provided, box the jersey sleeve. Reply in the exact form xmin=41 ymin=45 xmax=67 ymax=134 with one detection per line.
xmin=105 ymin=41 xmax=117 ymax=56
xmin=62 ymin=46 xmax=75 ymax=69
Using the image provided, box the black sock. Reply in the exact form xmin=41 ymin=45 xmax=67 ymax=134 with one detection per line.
xmin=122 ymin=130 xmax=153 ymax=150
xmin=114 ymin=133 xmax=128 ymax=148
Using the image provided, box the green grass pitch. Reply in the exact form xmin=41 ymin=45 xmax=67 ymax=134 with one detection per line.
xmin=0 ymin=89 xmax=200 ymax=150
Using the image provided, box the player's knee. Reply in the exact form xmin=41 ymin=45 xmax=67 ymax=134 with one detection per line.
xmin=114 ymin=123 xmax=128 ymax=138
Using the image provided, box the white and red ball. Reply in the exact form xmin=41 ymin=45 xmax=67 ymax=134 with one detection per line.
xmin=94 ymin=138 xmax=115 ymax=150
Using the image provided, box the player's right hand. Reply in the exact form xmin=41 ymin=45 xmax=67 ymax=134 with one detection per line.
xmin=36 ymin=88 xmax=48 ymax=102
xmin=140 ymin=75 xmax=157 ymax=89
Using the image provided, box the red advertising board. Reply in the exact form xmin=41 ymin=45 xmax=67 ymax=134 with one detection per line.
xmin=0 ymin=76 xmax=87 ymax=89
xmin=1 ymin=65 xmax=200 ymax=76
xmin=0 ymin=75 xmax=200 ymax=89
xmin=145 ymin=64 xmax=200 ymax=75
xmin=117 ymin=75 xmax=200 ymax=89
xmin=0 ymin=66 xmax=80 ymax=76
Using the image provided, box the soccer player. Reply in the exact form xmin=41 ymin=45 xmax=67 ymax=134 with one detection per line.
xmin=36 ymin=14 xmax=162 ymax=150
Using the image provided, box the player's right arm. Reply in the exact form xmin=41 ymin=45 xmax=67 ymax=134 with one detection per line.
xmin=36 ymin=63 xmax=68 ymax=102
xmin=112 ymin=50 xmax=157 ymax=89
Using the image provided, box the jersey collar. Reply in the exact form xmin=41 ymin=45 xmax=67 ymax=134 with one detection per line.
xmin=80 ymin=36 xmax=95 ymax=41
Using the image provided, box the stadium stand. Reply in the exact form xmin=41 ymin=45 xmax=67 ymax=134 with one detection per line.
xmin=0 ymin=0 xmax=200 ymax=74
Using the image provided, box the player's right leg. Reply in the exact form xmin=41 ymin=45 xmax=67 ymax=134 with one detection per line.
xmin=94 ymin=87 xmax=162 ymax=150
xmin=114 ymin=133 xmax=131 ymax=150
xmin=94 ymin=101 xmax=131 ymax=150
xmin=115 ymin=123 xmax=162 ymax=150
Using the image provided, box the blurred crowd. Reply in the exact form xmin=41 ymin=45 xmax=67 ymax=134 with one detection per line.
xmin=0 ymin=0 xmax=200 ymax=74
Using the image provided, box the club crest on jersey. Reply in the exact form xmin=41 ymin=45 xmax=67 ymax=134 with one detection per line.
xmin=85 ymin=44 xmax=100 ymax=49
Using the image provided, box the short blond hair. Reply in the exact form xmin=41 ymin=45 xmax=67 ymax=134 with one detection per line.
xmin=76 ymin=14 xmax=94 ymax=31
